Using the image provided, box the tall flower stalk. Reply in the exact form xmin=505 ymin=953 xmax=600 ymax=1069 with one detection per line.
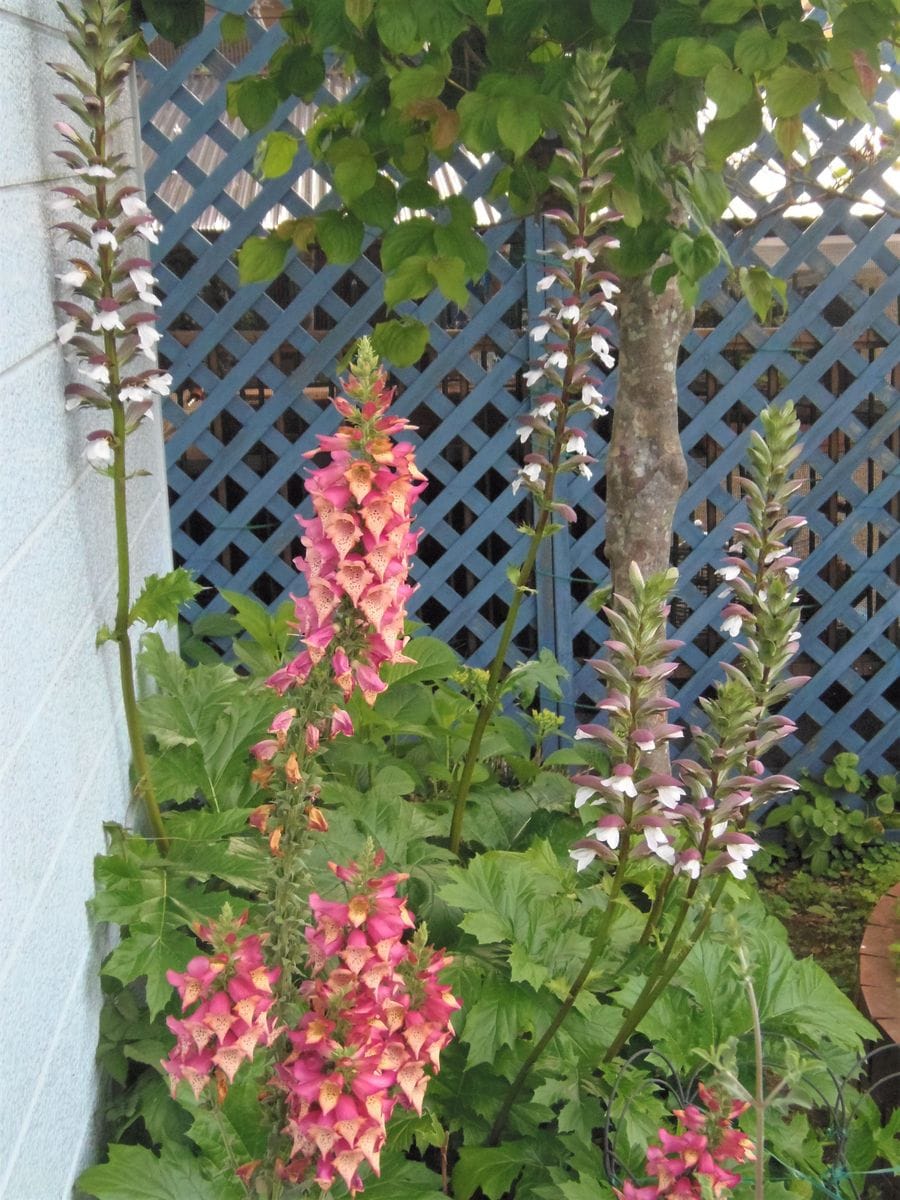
xmin=449 ymin=46 xmax=622 ymax=855
xmin=52 ymin=0 xmax=173 ymax=849
xmin=487 ymin=403 xmax=808 ymax=1145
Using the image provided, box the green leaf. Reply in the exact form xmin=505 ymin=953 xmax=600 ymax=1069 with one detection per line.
xmin=738 ymin=265 xmax=786 ymax=323
xmin=237 ymin=234 xmax=290 ymax=284
xmin=497 ymin=96 xmax=542 ymax=159
xmin=219 ymin=12 xmax=246 ymax=43
xmin=733 ymin=27 xmax=788 ymax=75
xmin=765 ymin=66 xmax=820 ymax=118
xmin=371 ymin=317 xmax=430 ymax=367
xmin=234 ymin=76 xmax=279 ymax=132
xmin=381 ymin=218 xmax=437 ymax=272
xmin=427 ymin=254 xmax=470 ymax=308
xmin=327 ymin=138 xmax=379 ymax=203
xmin=103 ymin=925 xmax=197 ymax=1019
xmin=381 ymin=636 xmax=460 ymax=684
xmin=823 ymin=69 xmax=873 ymax=124
xmin=502 ymin=648 xmax=568 ymax=704
xmin=221 ymin=589 xmax=292 ymax=662
xmin=702 ymin=0 xmax=753 ymax=22
xmin=140 ymin=0 xmax=204 ymax=45
xmin=670 ymin=230 xmax=721 ymax=283
xmin=703 ymin=95 xmax=762 ymax=169
xmin=316 ymin=209 xmax=364 ymax=263
xmin=674 ymin=38 xmax=731 ymax=78
xmin=705 ymin=65 xmax=753 ymax=120
xmin=390 ymin=64 xmax=447 ymax=109
xmin=457 ymin=89 xmax=499 ymax=155
xmin=78 ymin=1143 xmax=230 ymax=1200
xmin=273 ymin=44 xmax=326 ymax=101
xmin=434 ymin=221 xmax=488 ymax=281
xmin=345 ymin=0 xmax=374 ymax=30
xmin=375 ymin=0 xmax=419 ymax=54
xmin=398 ymin=179 xmax=441 ymax=208
xmin=384 ymin=254 xmax=435 ymax=308
xmin=462 ymin=978 xmax=546 ymax=1067
xmin=589 ymin=0 xmax=632 ymax=36
xmin=349 ymin=175 xmax=399 ymax=230
xmin=129 ymin=569 xmax=200 ymax=629
xmin=453 ymin=1143 xmax=542 ymax=1200
xmin=257 ymin=131 xmax=299 ymax=179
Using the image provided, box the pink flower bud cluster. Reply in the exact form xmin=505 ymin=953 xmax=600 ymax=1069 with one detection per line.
xmin=162 ymin=917 xmax=281 ymax=1100
xmin=274 ymin=856 xmax=459 ymax=1194
xmin=269 ymin=363 xmax=426 ymax=705
xmin=615 ymin=1087 xmax=754 ymax=1199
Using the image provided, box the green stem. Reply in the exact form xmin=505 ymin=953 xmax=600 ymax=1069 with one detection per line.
xmin=741 ymin=947 xmax=766 ymax=1200
xmin=603 ymin=875 xmax=726 ymax=1062
xmin=109 ymin=397 xmax=169 ymax=852
xmin=487 ymin=843 xmax=630 ymax=1146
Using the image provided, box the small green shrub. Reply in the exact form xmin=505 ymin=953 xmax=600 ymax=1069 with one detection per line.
xmin=761 ymin=754 xmax=897 ymax=877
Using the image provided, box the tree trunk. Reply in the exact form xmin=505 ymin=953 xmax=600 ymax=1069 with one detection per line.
xmin=605 ymin=273 xmax=692 ymax=592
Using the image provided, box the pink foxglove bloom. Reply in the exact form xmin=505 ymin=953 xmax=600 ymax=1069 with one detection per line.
xmin=274 ymin=857 xmax=459 ymax=1194
xmin=163 ymin=916 xmax=281 ymax=1101
xmin=269 ymin=347 xmax=425 ymax=711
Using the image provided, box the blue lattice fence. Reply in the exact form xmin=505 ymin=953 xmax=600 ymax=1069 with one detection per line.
xmin=138 ymin=10 xmax=899 ymax=779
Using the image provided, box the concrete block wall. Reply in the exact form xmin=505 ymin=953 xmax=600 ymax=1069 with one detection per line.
xmin=0 ymin=3 xmax=173 ymax=1196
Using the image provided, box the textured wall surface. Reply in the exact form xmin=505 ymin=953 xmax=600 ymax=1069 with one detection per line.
xmin=0 ymin=3 xmax=173 ymax=1196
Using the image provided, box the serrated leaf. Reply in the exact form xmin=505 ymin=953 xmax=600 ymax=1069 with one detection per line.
xmin=390 ymin=64 xmax=447 ymax=109
xmin=257 ymin=130 xmax=298 ymax=179
xmin=375 ymin=0 xmax=419 ymax=53
xmin=219 ymin=12 xmax=246 ymax=43
xmin=705 ymin=64 xmax=753 ymax=120
xmin=497 ymin=96 xmax=541 ymax=159
xmin=453 ymin=1143 xmax=542 ymax=1200
xmin=703 ymin=95 xmax=762 ymax=168
xmin=274 ymin=44 xmax=326 ymax=101
xmin=238 ymin=234 xmax=290 ymax=284
xmin=140 ymin=0 xmax=204 ymax=45
xmin=381 ymin=218 xmax=437 ymax=272
xmin=78 ymin=1143 xmax=231 ymax=1200
xmin=674 ymin=38 xmax=731 ymax=77
xmin=349 ymin=175 xmax=398 ymax=230
xmin=130 ymin=569 xmax=200 ymax=629
xmin=384 ymin=254 xmax=435 ymax=308
xmin=427 ymin=254 xmax=469 ymax=307
xmin=103 ymin=925 xmax=197 ymax=1019
xmin=733 ymin=26 xmax=788 ymax=75
xmin=434 ymin=221 xmax=488 ymax=281
xmin=328 ymin=138 xmax=378 ymax=202
xmin=765 ymin=66 xmax=820 ymax=118
xmin=371 ymin=317 xmax=430 ymax=367
xmin=317 ymin=209 xmax=364 ymax=263
xmin=233 ymin=76 xmax=279 ymax=132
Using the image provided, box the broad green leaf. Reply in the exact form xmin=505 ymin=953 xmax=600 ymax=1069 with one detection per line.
xmin=390 ymin=64 xmax=447 ymax=109
xmin=375 ymin=0 xmax=419 ymax=54
xmin=78 ymin=1143 xmax=232 ymax=1200
xmin=497 ymin=96 xmax=542 ymax=159
xmin=589 ymin=0 xmax=632 ymax=35
xmin=427 ymin=254 xmax=470 ymax=308
xmin=345 ymin=0 xmax=373 ymax=29
xmin=674 ymin=38 xmax=731 ymax=78
xmin=357 ymin=1152 xmax=447 ymax=1199
xmin=221 ymin=589 xmax=292 ymax=663
xmin=434 ymin=221 xmax=488 ymax=281
xmin=140 ymin=0 xmax=204 ymax=45
xmin=453 ymin=1143 xmax=542 ymax=1200
xmin=316 ymin=209 xmax=364 ymax=263
xmin=187 ymin=1060 xmax=269 ymax=1163
xmin=502 ymin=648 xmax=568 ymax=704
xmin=219 ymin=12 xmax=246 ymax=43
xmin=703 ymin=95 xmax=762 ymax=168
xmin=823 ymin=69 xmax=873 ymax=123
xmin=349 ymin=175 xmax=398 ymax=230
xmin=705 ymin=64 xmax=753 ymax=120
xmin=383 ymin=637 xmax=461 ymax=685
xmin=257 ymin=131 xmax=298 ymax=179
xmin=233 ymin=76 xmax=279 ymax=132
xmin=328 ymin=138 xmax=379 ymax=202
xmin=457 ymin=89 xmax=499 ymax=155
xmin=237 ymin=234 xmax=290 ymax=284
xmin=103 ymin=925 xmax=197 ymax=1019
xmin=371 ymin=317 xmax=430 ymax=367
xmin=738 ymin=265 xmax=786 ymax=323
xmin=130 ymin=569 xmax=200 ymax=629
xmin=702 ymin=0 xmax=753 ymax=21
xmin=670 ymin=230 xmax=720 ymax=283
xmin=381 ymin=217 xmax=437 ymax=272
xmin=733 ymin=26 xmax=788 ymax=75
xmin=397 ymin=179 xmax=441 ymax=208
xmin=462 ymin=979 xmax=545 ymax=1067
xmin=765 ymin=66 xmax=820 ymax=118
xmin=273 ymin=44 xmax=326 ymax=101
xmin=384 ymin=254 xmax=435 ymax=308
xmin=690 ymin=168 xmax=731 ymax=224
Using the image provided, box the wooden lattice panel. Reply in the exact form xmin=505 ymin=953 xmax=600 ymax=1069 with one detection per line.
xmin=139 ymin=14 xmax=899 ymax=777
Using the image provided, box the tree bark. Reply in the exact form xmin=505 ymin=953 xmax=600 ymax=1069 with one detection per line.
xmin=606 ymin=273 xmax=693 ymax=592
